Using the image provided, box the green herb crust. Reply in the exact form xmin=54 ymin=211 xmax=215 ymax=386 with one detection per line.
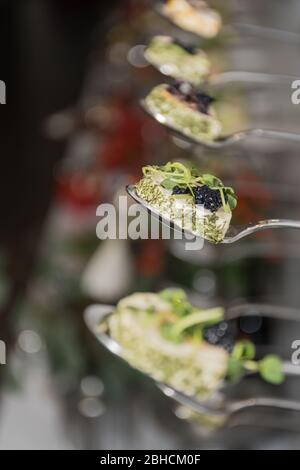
xmin=145 ymin=36 xmax=210 ymax=85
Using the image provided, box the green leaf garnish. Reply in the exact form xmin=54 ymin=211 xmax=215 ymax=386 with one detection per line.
xmin=160 ymin=323 xmax=183 ymax=343
xmin=227 ymin=342 xmax=285 ymax=386
xmin=201 ymin=174 xmax=223 ymax=187
xmin=159 ymin=288 xmax=192 ymax=317
xmin=159 ymin=288 xmax=187 ymax=303
xmin=225 ymin=187 xmax=236 ymax=196
xmin=227 ymin=357 xmax=245 ymax=382
xmin=158 ymin=289 xmax=224 ymax=342
xmin=219 ymin=189 xmax=229 ymax=213
xmin=232 ymin=340 xmax=256 ymax=361
xmin=258 ymin=355 xmax=284 ymax=385
xmin=227 ymin=340 xmax=257 ymax=383
xmin=227 ymin=193 xmax=237 ymax=210
xmin=160 ymin=178 xmax=178 ymax=190
xmin=170 ymin=307 xmax=224 ymax=339
xmin=142 ymin=162 xmax=237 ymax=212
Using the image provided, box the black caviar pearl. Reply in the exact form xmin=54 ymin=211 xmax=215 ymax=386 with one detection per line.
xmin=173 ymin=39 xmax=196 ymax=55
xmin=172 ymin=186 xmax=190 ymax=195
xmin=203 ymin=321 xmax=236 ymax=353
xmin=195 ymin=92 xmax=215 ymax=115
xmin=167 ymin=82 xmax=214 ymax=115
xmin=192 ymin=185 xmax=226 ymax=212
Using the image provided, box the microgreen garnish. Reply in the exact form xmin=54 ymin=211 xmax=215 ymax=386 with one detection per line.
xmin=170 ymin=307 xmax=224 ymax=341
xmin=159 ymin=288 xmax=193 ymax=316
xmin=160 ymin=178 xmax=179 ymax=190
xmin=227 ymin=340 xmax=284 ymax=385
xmin=232 ymin=339 xmax=256 ymax=361
xmin=158 ymin=288 xmax=224 ymax=342
xmin=142 ymin=162 xmax=237 ymax=212
xmin=258 ymin=355 xmax=284 ymax=385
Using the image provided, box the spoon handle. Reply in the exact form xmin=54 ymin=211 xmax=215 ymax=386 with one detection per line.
xmin=209 ymin=71 xmax=298 ymax=87
xmin=224 ymin=219 xmax=300 ymax=243
xmin=228 ymin=22 xmax=300 ymax=44
xmin=229 ymin=396 xmax=300 ymax=414
xmin=226 ymin=303 xmax=300 ymax=322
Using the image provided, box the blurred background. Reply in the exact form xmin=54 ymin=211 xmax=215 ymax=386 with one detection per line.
xmin=1 ymin=0 xmax=300 ymax=449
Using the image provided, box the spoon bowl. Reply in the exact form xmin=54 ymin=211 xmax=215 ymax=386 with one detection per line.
xmin=84 ymin=302 xmax=300 ymax=427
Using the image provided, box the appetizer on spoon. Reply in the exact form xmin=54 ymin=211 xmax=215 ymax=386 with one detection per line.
xmin=157 ymin=0 xmax=300 ymax=43
xmin=129 ymin=161 xmax=236 ymax=244
xmin=127 ymin=162 xmax=300 ymax=244
xmin=144 ymin=81 xmax=221 ymax=145
xmin=158 ymin=0 xmax=222 ymax=39
xmin=144 ymin=36 xmax=297 ymax=87
xmin=85 ymin=292 xmax=300 ymax=429
xmin=144 ymin=35 xmax=211 ymax=86
xmin=85 ymin=289 xmax=286 ymax=402
xmin=143 ymin=81 xmax=300 ymax=148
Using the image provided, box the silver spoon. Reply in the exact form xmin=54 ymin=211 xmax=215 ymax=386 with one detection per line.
xmin=144 ymin=35 xmax=297 ymax=87
xmin=141 ymin=103 xmax=300 ymax=150
xmin=142 ymin=70 xmax=300 ymax=148
xmin=84 ymin=303 xmax=300 ymax=425
xmin=126 ymin=184 xmax=300 ymax=244
xmin=155 ymin=1 xmax=300 ymax=44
